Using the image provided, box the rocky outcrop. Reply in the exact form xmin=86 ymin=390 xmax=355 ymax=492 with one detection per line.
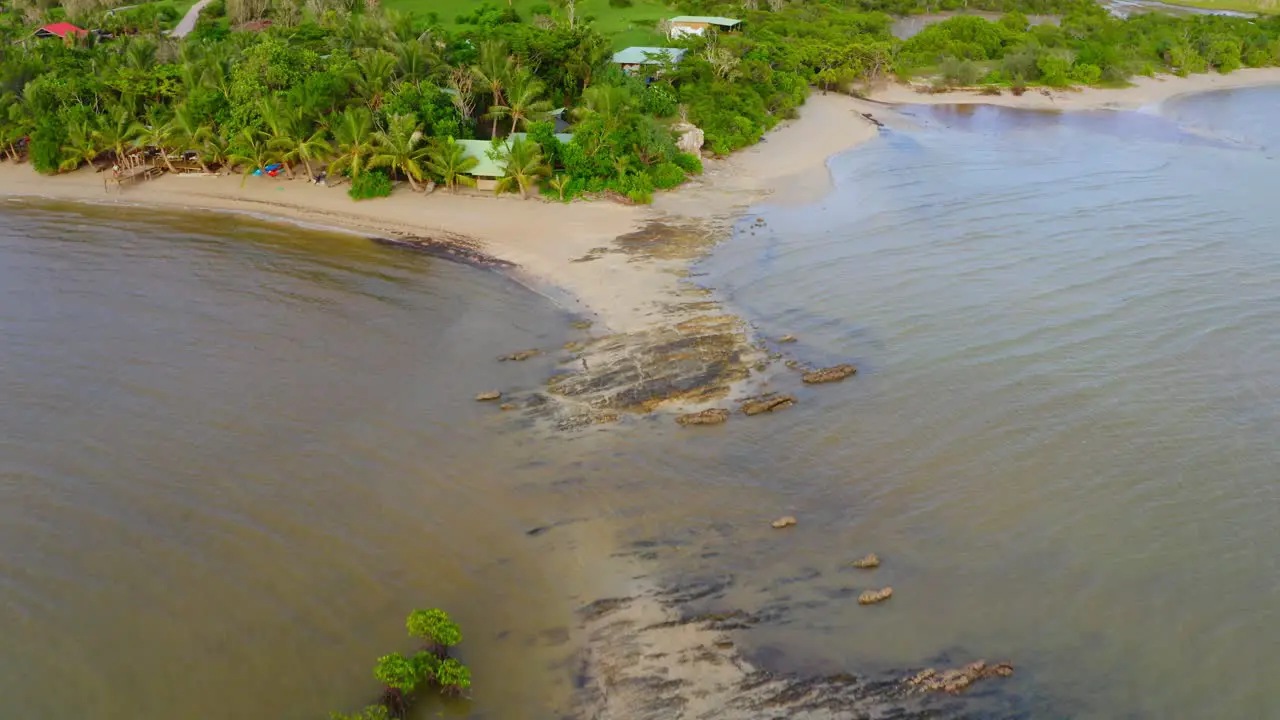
xmin=858 ymin=587 xmax=893 ymax=605
xmin=771 ymin=515 xmax=797 ymax=529
xmin=499 ymin=349 xmax=541 ymax=362
xmin=906 ymin=661 xmax=1014 ymax=694
xmin=673 ymin=121 xmax=705 ymax=156
xmin=802 ymin=364 xmax=857 ymax=384
xmin=475 ymin=390 xmax=501 ymax=401
xmin=741 ymin=393 xmax=796 ymax=415
xmin=677 ymin=408 xmax=729 ymax=426
xmin=851 ymin=553 xmax=880 ymax=569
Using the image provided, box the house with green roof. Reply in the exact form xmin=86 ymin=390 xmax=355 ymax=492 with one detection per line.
xmin=667 ymin=15 xmax=742 ymax=38
xmin=611 ymin=47 xmax=687 ymax=76
xmin=454 ymin=133 xmax=574 ymax=190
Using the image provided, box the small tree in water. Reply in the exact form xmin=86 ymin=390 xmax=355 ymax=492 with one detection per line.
xmin=406 ymin=608 xmax=461 ymax=657
xmin=434 ymin=658 xmax=472 ymax=696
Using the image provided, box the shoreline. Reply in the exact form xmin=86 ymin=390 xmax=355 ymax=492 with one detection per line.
xmin=865 ymin=67 xmax=1280 ymax=111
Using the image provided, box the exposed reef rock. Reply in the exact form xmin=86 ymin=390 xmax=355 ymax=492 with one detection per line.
xmin=858 ymin=587 xmax=894 ymax=605
xmin=802 ymin=364 xmax=857 ymax=384
xmin=677 ymin=408 xmax=730 ymax=426
xmin=741 ymin=393 xmax=797 ymax=416
xmin=499 ymin=349 xmax=541 ymax=362
xmin=771 ymin=516 xmax=797 ymax=529
xmin=906 ymin=660 xmax=1014 ymax=694
xmin=474 ymin=390 xmax=501 ymax=401
xmin=851 ymin=553 xmax=880 ymax=569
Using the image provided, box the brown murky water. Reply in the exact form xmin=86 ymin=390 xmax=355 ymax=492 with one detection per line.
xmin=5 ymin=87 xmax=1280 ymax=720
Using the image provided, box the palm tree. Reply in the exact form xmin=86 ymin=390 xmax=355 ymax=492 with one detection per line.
xmin=59 ymin=119 xmax=99 ymax=172
xmin=470 ymin=40 xmax=514 ymax=138
xmin=487 ymin=69 xmax=552 ymax=134
xmin=347 ymin=51 xmax=397 ymax=110
xmin=425 ymin=137 xmax=477 ymax=192
xmin=135 ymin=116 xmax=178 ymax=172
xmin=328 ymin=106 xmax=376 ymax=181
xmin=199 ymin=130 xmax=233 ymax=174
xmin=547 ymin=174 xmax=571 ymax=202
xmin=370 ymin=113 xmax=428 ymax=192
xmin=575 ymin=85 xmax=634 ymax=128
xmin=394 ymin=40 xmax=437 ymax=87
xmin=227 ymin=127 xmax=273 ymax=187
xmin=92 ymin=105 xmax=143 ymax=168
xmin=494 ymin=137 xmax=550 ymax=199
xmin=169 ymin=104 xmax=211 ymax=170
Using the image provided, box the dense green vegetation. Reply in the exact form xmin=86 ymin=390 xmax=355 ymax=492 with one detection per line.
xmin=2 ymin=0 xmax=1280 ymax=205
xmin=331 ymin=609 xmax=470 ymax=719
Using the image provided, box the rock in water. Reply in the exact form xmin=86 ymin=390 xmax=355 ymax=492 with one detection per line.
xmin=676 ymin=408 xmax=729 ymax=426
xmin=771 ymin=516 xmax=797 ymax=529
xmin=906 ymin=660 xmax=1013 ymax=694
xmin=499 ymin=403 xmax=517 ymax=411
xmin=475 ymin=390 xmax=501 ymax=401
xmin=673 ymin=121 xmax=705 ymax=155
xmin=741 ymin=394 xmax=797 ymax=416
xmin=499 ymin=349 xmax=541 ymax=362
xmin=858 ymin=587 xmax=893 ymax=605
xmin=778 ymin=334 xmax=798 ymax=343
xmin=802 ymin=364 xmax=857 ymax=384
xmin=851 ymin=553 xmax=880 ymax=569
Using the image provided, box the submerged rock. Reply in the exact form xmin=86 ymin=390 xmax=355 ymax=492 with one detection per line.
xmin=851 ymin=553 xmax=880 ymax=569
xmin=906 ymin=660 xmax=1013 ymax=694
xmin=475 ymin=390 xmax=501 ymax=401
xmin=676 ymin=408 xmax=729 ymax=426
xmin=499 ymin=402 xmax=517 ymax=411
xmin=571 ymin=319 xmax=594 ymax=330
xmin=778 ymin=334 xmax=798 ymax=343
xmin=771 ymin=516 xmax=797 ymax=529
xmin=499 ymin=349 xmax=541 ymax=362
xmin=858 ymin=587 xmax=893 ymax=605
xmin=802 ymin=364 xmax=858 ymax=384
xmin=741 ymin=393 xmax=796 ymax=416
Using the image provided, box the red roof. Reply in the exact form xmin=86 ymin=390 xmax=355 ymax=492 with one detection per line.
xmin=38 ymin=22 xmax=87 ymax=38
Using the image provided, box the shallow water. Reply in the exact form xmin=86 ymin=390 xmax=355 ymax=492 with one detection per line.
xmin=693 ymin=86 xmax=1280 ymax=717
xmin=5 ymin=86 xmax=1280 ymax=719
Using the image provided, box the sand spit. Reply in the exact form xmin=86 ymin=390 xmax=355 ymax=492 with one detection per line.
xmin=866 ymin=67 xmax=1280 ymax=111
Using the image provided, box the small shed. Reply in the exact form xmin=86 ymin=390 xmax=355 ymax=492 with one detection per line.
xmin=35 ymin=22 xmax=88 ymax=40
xmin=611 ymin=47 xmax=687 ymax=76
xmin=667 ymin=16 xmax=741 ymax=38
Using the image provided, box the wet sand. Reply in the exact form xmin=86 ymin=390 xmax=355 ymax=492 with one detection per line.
xmin=867 ymin=67 xmax=1280 ymax=111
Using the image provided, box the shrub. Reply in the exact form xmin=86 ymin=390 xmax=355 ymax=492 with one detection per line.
xmin=374 ymin=654 xmax=422 ymax=694
xmin=651 ymin=161 xmax=687 ymax=189
xmin=435 ymin=658 xmax=472 ymax=696
xmin=530 ymin=2 xmax=551 ymax=14
xmin=407 ymin=608 xmax=461 ymax=652
xmin=641 ymin=83 xmax=678 ymax=118
xmin=29 ymin=120 xmax=64 ymax=175
xmin=1069 ymin=62 xmax=1101 ymax=85
xmin=608 ymin=0 xmax=633 ymax=6
xmin=673 ymin=152 xmax=702 ymax=175
xmin=940 ymin=57 xmax=982 ymax=86
xmin=348 ymin=170 xmax=393 ymax=200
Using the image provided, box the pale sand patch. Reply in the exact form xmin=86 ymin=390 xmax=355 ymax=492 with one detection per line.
xmin=867 ymin=67 xmax=1280 ymax=111
xmin=0 ymin=93 xmax=883 ymax=338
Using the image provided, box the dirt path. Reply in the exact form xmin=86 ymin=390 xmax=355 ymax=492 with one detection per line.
xmin=170 ymin=0 xmax=213 ymax=38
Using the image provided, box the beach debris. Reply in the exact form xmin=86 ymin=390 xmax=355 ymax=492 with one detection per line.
xmin=741 ymin=393 xmax=796 ymax=416
xmin=857 ymin=587 xmax=893 ymax=605
xmin=499 ymin=349 xmax=541 ymax=362
xmin=499 ymin=403 xmax=517 ymax=411
xmin=851 ymin=553 xmax=880 ymax=569
xmin=475 ymin=390 xmax=501 ymax=401
xmin=778 ymin=334 xmax=798 ymax=343
xmin=802 ymin=364 xmax=857 ymax=384
xmin=771 ymin=516 xmax=797 ymax=529
xmin=676 ymin=408 xmax=729 ymax=426
xmin=906 ymin=660 xmax=1014 ymax=694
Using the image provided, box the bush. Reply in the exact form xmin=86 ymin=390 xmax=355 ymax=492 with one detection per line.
xmin=641 ymin=83 xmax=678 ymax=118
xmin=673 ymin=151 xmax=702 ymax=175
xmin=348 ymin=170 xmax=393 ymax=200
xmin=205 ymin=0 xmax=226 ymax=17
xmin=1069 ymin=62 xmax=1101 ymax=85
xmin=608 ymin=0 xmax=633 ymax=6
xmin=529 ymin=2 xmax=551 ymax=14
xmin=651 ymin=161 xmax=687 ymax=189
xmin=940 ymin=57 xmax=982 ymax=86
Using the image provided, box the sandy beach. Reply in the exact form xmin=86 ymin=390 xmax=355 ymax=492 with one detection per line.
xmin=866 ymin=67 xmax=1280 ymax=111
xmin=0 ymin=93 xmax=881 ymax=338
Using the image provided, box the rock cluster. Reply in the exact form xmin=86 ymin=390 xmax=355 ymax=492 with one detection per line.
xmin=677 ymin=408 xmax=729 ymax=426
xmin=741 ymin=393 xmax=796 ymax=416
xmin=906 ymin=660 xmax=1014 ymax=694
xmin=851 ymin=553 xmax=880 ymax=569
xmin=499 ymin=349 xmax=541 ymax=362
xmin=802 ymin=364 xmax=858 ymax=384
xmin=475 ymin=390 xmax=501 ymax=401
xmin=771 ymin=516 xmax=797 ymax=529
xmin=857 ymin=587 xmax=893 ymax=605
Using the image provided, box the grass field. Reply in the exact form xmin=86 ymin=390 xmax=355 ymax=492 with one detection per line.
xmin=379 ymin=0 xmax=676 ymax=47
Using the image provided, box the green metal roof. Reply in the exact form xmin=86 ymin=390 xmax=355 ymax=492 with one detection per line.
xmin=611 ymin=47 xmax=687 ymax=65
xmin=669 ymin=15 xmax=741 ymax=26
xmin=455 ymin=134 xmax=575 ymax=178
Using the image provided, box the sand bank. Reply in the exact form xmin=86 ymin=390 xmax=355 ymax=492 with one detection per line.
xmin=867 ymin=67 xmax=1280 ymax=111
